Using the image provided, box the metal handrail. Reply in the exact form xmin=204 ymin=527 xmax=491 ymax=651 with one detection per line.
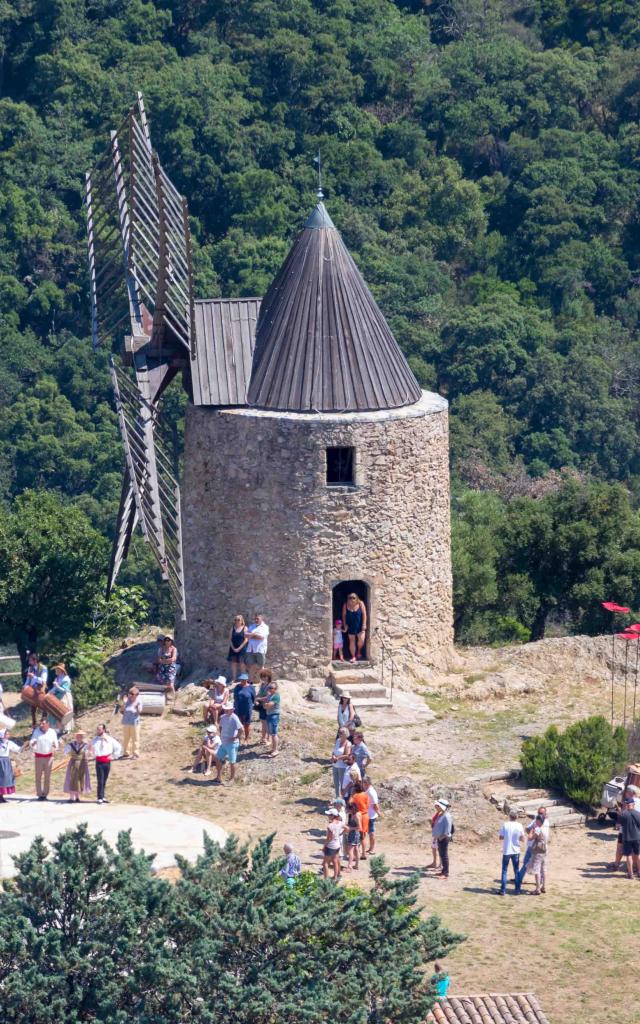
xmin=373 ymin=629 xmax=395 ymax=705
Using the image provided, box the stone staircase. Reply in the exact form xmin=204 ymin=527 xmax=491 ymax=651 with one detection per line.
xmin=487 ymin=786 xmax=587 ymax=829
xmin=327 ymin=660 xmax=393 ymax=709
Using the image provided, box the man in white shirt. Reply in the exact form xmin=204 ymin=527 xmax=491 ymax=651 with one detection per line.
xmin=29 ymin=718 xmax=60 ymax=801
xmin=499 ymin=809 xmax=525 ymax=895
xmin=214 ymin=702 xmax=243 ymax=784
xmin=245 ymin=614 xmax=270 ymax=682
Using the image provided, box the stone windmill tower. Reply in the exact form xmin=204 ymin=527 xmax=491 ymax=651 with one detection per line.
xmin=86 ymin=98 xmax=453 ymax=682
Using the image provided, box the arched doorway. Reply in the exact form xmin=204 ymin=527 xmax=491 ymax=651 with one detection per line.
xmin=332 ymin=580 xmax=370 ymax=661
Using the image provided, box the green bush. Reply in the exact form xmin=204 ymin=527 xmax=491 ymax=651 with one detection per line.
xmin=521 ymin=716 xmax=628 ymax=807
xmin=65 ymin=641 xmax=117 ymax=715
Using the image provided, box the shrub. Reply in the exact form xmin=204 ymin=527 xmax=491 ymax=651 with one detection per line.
xmin=521 ymin=716 xmax=628 ymax=807
xmin=65 ymin=641 xmax=117 ymax=714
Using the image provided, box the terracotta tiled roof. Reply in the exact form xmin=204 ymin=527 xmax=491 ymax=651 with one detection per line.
xmin=428 ymin=993 xmax=550 ymax=1024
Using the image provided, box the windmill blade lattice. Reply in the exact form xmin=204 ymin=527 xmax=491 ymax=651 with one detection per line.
xmin=86 ymin=93 xmax=191 ymax=616
xmin=110 ymin=360 xmax=185 ymax=616
xmin=85 ymin=93 xmax=195 ymax=354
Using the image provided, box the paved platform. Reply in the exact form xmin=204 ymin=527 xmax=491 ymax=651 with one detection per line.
xmin=0 ymin=798 xmax=227 ymax=878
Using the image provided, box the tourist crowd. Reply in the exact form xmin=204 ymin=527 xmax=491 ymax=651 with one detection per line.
xmin=2 ymin=609 xmax=640 ymax=896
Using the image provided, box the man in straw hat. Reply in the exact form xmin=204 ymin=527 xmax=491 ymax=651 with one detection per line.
xmin=214 ymin=701 xmax=242 ymax=784
xmin=430 ymin=799 xmax=453 ymax=879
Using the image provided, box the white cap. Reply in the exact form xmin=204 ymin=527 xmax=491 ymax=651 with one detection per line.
xmin=215 ymin=675 xmax=227 ymax=685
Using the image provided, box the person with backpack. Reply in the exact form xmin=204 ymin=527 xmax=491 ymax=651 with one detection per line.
xmin=528 ymin=814 xmax=549 ymax=894
xmin=517 ymin=806 xmax=549 ymax=889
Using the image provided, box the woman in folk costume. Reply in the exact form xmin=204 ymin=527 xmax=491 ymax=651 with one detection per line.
xmin=49 ymin=663 xmax=74 ymax=732
xmin=0 ymin=730 xmax=21 ymax=802
xmin=63 ymin=730 xmax=91 ymax=802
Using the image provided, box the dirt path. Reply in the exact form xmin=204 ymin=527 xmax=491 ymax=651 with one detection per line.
xmin=4 ymin=647 xmax=638 ymax=1024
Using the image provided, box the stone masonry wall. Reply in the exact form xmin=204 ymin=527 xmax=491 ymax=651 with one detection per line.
xmin=176 ymin=392 xmax=453 ymax=681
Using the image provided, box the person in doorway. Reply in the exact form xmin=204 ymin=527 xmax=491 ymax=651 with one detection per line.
xmin=190 ymin=725 xmax=220 ymax=775
xmin=279 ymin=843 xmax=301 ymax=887
xmin=619 ymin=796 xmax=640 ymax=879
xmin=245 ymin=614 xmax=269 ymax=681
xmin=333 ymin=620 xmax=345 ymax=661
xmin=431 ymin=800 xmax=453 ymax=879
xmin=121 ymin=687 xmax=143 ymax=759
xmin=24 ymin=653 xmax=48 ymax=729
xmin=263 ymin=681 xmax=281 ymax=757
xmin=0 ymin=729 xmax=20 ymax=802
xmin=227 ymin=615 xmax=248 ymax=681
xmin=63 ymin=731 xmax=91 ymax=802
xmin=49 ymin=664 xmax=74 ymax=732
xmin=331 ymin=728 xmax=352 ymax=798
xmin=29 ymin=718 xmax=59 ymax=801
xmin=322 ymin=808 xmax=344 ymax=881
xmin=498 ymin=809 xmax=525 ymax=895
xmin=517 ymin=807 xmax=549 ymax=889
xmin=254 ymin=669 xmax=273 ymax=744
xmin=90 ymin=723 xmax=121 ymax=804
xmin=341 ymin=593 xmax=367 ymax=663
xmin=233 ymin=673 xmax=256 ymax=742
xmin=528 ymin=814 xmax=549 ymax=894
xmin=215 ymin=702 xmax=242 ymax=783
xmin=363 ymin=776 xmax=380 ymax=855
xmin=155 ymin=636 xmax=178 ymax=695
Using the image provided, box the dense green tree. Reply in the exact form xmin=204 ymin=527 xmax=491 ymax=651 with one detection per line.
xmin=0 ymin=490 xmax=107 ymax=665
xmin=2 ymin=0 xmax=640 ymax=642
xmin=0 ymin=827 xmax=463 ymax=1024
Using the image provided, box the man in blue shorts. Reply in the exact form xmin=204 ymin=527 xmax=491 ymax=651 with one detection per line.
xmin=214 ymin=701 xmax=242 ymax=784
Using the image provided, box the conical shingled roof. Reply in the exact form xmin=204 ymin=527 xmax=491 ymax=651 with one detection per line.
xmin=247 ymin=202 xmax=422 ymax=413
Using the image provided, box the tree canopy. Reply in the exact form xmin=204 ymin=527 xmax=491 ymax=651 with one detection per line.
xmin=0 ymin=826 xmax=462 ymax=1024
xmin=1 ymin=0 xmax=640 ymax=640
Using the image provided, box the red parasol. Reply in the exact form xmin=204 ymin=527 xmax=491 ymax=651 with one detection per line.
xmin=602 ymin=602 xmax=631 ymax=613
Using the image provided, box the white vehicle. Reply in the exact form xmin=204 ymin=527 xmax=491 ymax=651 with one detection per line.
xmin=599 ymin=764 xmax=640 ymax=822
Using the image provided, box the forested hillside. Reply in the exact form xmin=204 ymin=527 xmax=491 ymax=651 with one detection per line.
xmin=2 ymin=0 xmax=640 ymax=644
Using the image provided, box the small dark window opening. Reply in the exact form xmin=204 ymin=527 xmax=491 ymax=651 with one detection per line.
xmin=326 ymin=446 xmax=355 ymax=486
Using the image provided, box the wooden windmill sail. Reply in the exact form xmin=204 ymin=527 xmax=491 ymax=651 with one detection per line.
xmin=85 ymin=93 xmax=193 ymax=616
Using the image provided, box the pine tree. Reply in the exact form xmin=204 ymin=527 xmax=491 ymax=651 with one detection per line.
xmin=0 ymin=827 xmax=463 ymax=1023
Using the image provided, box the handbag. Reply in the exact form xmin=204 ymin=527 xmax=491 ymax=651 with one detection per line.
xmin=353 ymin=713 xmax=362 ymax=728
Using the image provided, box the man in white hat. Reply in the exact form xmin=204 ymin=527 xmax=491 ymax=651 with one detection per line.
xmin=431 ymin=799 xmax=453 ymax=879
xmin=214 ymin=702 xmax=242 ymax=783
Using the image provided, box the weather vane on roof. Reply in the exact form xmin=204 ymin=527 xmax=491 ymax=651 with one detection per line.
xmin=314 ymin=150 xmax=324 ymax=200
